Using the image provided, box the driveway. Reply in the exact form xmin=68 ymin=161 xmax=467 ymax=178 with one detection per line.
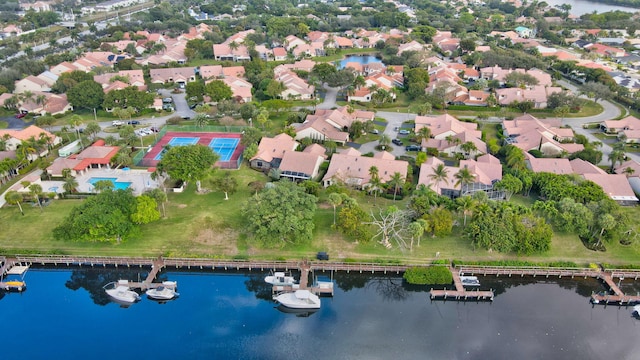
xmin=316 ymin=84 xmax=339 ymax=110
xmin=1 ymin=115 xmax=32 ymax=129
xmin=358 ymin=111 xmax=416 ymax=157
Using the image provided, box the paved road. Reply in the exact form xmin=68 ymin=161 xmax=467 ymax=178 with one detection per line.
xmin=1 ymin=116 xmax=32 ymax=129
xmin=316 ymin=84 xmax=339 ymax=110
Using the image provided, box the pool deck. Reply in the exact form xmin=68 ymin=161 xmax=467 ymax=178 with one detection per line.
xmin=75 ymin=168 xmax=159 ymax=195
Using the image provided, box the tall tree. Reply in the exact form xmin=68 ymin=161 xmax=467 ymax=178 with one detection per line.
xmin=242 ymin=180 xmax=317 ymax=247
xmin=429 ymin=163 xmax=449 ymax=194
xmin=29 ymin=183 xmax=43 ymax=212
xmin=454 ymin=167 xmax=476 ymax=195
xmin=327 ymin=192 xmax=343 ymax=226
xmin=387 ymin=172 xmax=405 ymax=201
xmin=5 ymin=190 xmax=24 ymax=215
xmin=156 ymin=144 xmax=219 ymax=192
xmin=213 ymin=171 xmax=238 ymax=200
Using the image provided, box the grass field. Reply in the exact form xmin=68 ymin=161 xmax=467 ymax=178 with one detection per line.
xmin=2 ymin=164 xmax=640 ymax=266
xmin=0 ymin=120 xmax=7 ymax=129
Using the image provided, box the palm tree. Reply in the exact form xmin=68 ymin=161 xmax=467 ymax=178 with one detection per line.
xmin=387 ymin=172 xmax=405 ymax=201
xmin=445 ymin=134 xmax=461 ymax=153
xmin=368 ymin=166 xmax=382 ymax=203
xmin=415 ymin=126 xmax=432 ymax=144
xmin=454 ymin=167 xmax=476 ymax=196
xmin=63 ymin=177 xmax=79 ymax=194
xmin=428 ymin=163 xmax=449 ymax=194
xmin=68 ymin=115 xmax=84 ymax=149
xmin=5 ymin=190 xmax=24 ymax=216
xmin=194 ymin=114 xmax=209 ymax=128
xmin=455 ymin=196 xmax=475 ymax=226
xmin=460 ymin=141 xmax=478 ymax=159
xmin=379 ymin=134 xmax=391 ymax=150
xmin=623 ymin=167 xmax=635 ymax=177
xmin=327 ymin=193 xmax=343 ymax=226
xmin=608 ymin=150 xmax=625 ymax=172
xmin=29 ymin=183 xmax=43 ymax=212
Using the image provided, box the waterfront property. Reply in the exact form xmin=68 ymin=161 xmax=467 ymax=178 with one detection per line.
xmin=140 ymin=131 xmax=243 ymax=169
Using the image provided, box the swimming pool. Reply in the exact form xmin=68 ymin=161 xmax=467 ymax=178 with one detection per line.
xmin=87 ymin=177 xmax=132 ymax=190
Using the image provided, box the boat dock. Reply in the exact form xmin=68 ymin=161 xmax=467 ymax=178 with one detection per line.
xmin=429 ymin=267 xmax=494 ymax=301
xmin=271 ymin=261 xmax=335 ymax=296
xmin=590 ymin=272 xmax=640 ymax=305
xmin=0 ymin=257 xmax=29 ymax=291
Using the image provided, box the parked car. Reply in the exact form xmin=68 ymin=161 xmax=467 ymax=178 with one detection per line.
xmin=405 ymin=145 xmax=420 ymax=152
xmin=392 ymin=139 xmax=403 ymax=146
xmin=112 ymin=120 xmax=124 ymax=126
xmin=15 ymin=113 xmax=26 ymax=118
xmin=162 ymin=97 xmax=173 ymax=103
xmin=371 ymin=129 xmax=379 ymax=134
xmin=398 ymin=129 xmax=410 ymax=135
xmin=393 ymin=126 xmax=399 ymax=131
xmin=182 ymin=116 xmax=191 ymax=120
xmin=150 ymin=127 xmax=159 ymax=132
xmin=127 ymin=120 xmax=140 ymax=125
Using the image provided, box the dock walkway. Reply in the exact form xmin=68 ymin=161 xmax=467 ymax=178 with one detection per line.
xmin=430 ymin=267 xmax=494 ymax=301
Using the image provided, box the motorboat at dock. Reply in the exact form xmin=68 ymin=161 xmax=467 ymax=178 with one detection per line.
xmin=264 ymin=271 xmax=298 ymax=286
xmin=273 ymin=289 xmax=321 ymax=309
xmin=460 ymin=276 xmax=481 ymax=287
xmin=146 ymin=281 xmax=179 ymax=300
xmin=103 ymin=280 xmax=140 ymax=304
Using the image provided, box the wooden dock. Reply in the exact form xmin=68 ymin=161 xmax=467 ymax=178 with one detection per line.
xmin=430 ymin=267 xmax=494 ymax=301
xmin=590 ymin=273 xmax=640 ymax=305
xmin=271 ymin=261 xmax=334 ymax=296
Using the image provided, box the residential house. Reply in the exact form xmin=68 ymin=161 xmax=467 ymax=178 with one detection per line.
xmin=0 ymin=125 xmax=61 ymax=160
xmin=253 ymin=44 xmax=272 ymax=61
xmin=615 ymin=159 xmax=640 ymax=197
xmin=284 ymin=35 xmax=306 ymax=51
xmin=221 ymin=76 xmax=253 ymax=103
xmin=515 ymin=26 xmax=533 ymax=38
xmin=495 ymin=85 xmax=562 ymax=108
xmin=397 ymin=41 xmax=424 ymax=55
xmin=272 ymin=47 xmax=288 ymax=61
xmin=1 ymin=91 xmax=73 ymax=116
xmin=143 ymin=39 xmax=188 ymax=65
xmin=585 ymin=43 xmax=626 ymax=58
xmin=49 ymin=62 xmax=78 ymax=76
xmin=149 ymin=67 xmax=196 ymax=87
xmin=583 ymin=173 xmax=638 ymax=205
xmin=322 ymin=148 xmax=409 ymax=189
xmin=601 ymin=116 xmax=640 ymax=142
xmin=417 ymin=155 xmax=504 ymax=199
xmin=249 ymin=133 xmax=299 ymax=171
xmin=212 ymin=43 xmax=250 ymax=62
xmin=415 ymin=114 xmax=482 ymax=140
xmin=275 ymin=70 xmax=314 ymax=100
xmin=14 ymin=75 xmax=53 ymax=93
xmin=452 ymin=90 xmax=490 ymax=106
xmin=94 ymin=69 xmax=146 ymax=91
xmin=503 ymin=114 xmax=584 ymax=156
xmin=279 ymin=144 xmax=327 ymax=182
xmin=421 ymin=129 xmax=487 ymax=157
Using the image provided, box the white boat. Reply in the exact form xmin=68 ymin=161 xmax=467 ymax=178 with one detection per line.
xmin=146 ymin=286 xmax=179 ymax=300
xmin=633 ymin=305 xmax=640 ymax=315
xmin=264 ymin=272 xmax=297 ymax=286
xmin=103 ymin=281 xmax=140 ymax=304
xmin=460 ymin=276 xmax=481 ymax=287
xmin=273 ymin=290 xmax=321 ymax=309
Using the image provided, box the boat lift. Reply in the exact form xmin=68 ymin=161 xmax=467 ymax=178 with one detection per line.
xmin=1 ymin=265 xmax=29 ymax=292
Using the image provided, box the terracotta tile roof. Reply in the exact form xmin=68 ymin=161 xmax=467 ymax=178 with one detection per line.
xmin=415 ymin=114 xmax=480 ymax=139
xmin=570 ymin=158 xmax=606 ymax=175
xmin=417 ymin=155 xmax=502 ymax=194
xmin=302 ymin=143 xmax=327 ymax=159
xmin=0 ymin=125 xmax=55 ymax=142
xmin=251 ymin=134 xmax=299 ymax=163
xmin=525 ymin=155 xmax=573 ymax=174
xmin=323 ymin=149 xmax=408 ymax=187
xmin=615 ymin=160 xmax=640 ymax=176
xmin=279 ymin=150 xmax=324 ymax=179
xmin=583 ymin=173 xmax=638 ymax=201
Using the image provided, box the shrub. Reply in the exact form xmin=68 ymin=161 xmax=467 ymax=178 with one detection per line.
xmin=403 ymin=266 xmax=452 ymax=285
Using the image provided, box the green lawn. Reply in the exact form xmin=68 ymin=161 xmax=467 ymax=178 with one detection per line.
xmin=0 ymin=120 xmax=7 ymax=129
xmin=2 ymin=164 xmax=640 ymax=266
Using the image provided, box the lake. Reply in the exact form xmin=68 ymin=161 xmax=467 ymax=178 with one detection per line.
xmin=338 ymin=55 xmax=384 ymax=69
xmin=2 ymin=268 xmax=640 ymax=359
xmin=543 ymin=0 xmax=640 ymax=15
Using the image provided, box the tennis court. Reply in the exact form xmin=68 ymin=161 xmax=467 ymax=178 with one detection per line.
xmin=142 ymin=131 xmax=244 ymax=169
xmin=209 ymin=138 xmax=240 ymax=161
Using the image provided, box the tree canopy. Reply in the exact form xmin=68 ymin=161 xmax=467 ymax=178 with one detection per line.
xmin=242 ymin=180 xmax=317 ymax=247
xmin=156 ymin=144 xmax=219 ymax=186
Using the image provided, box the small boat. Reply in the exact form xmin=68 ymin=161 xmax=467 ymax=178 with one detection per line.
xmin=274 ymin=290 xmax=321 ymax=309
xmin=276 ymin=304 xmax=319 ymax=317
xmin=103 ymin=281 xmax=140 ymax=304
xmin=633 ymin=305 xmax=640 ymax=316
xmin=264 ymin=271 xmax=297 ymax=286
xmin=146 ymin=286 xmax=179 ymax=300
xmin=460 ymin=276 xmax=481 ymax=287
xmin=3 ymin=280 xmax=26 ymax=292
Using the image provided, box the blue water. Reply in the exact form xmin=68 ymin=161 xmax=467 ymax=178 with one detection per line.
xmin=338 ymin=55 xmax=384 ymax=69
xmin=2 ymin=268 xmax=639 ymax=359
xmin=87 ymin=177 xmax=131 ymax=190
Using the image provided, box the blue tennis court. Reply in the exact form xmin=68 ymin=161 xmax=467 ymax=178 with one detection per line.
xmin=208 ymin=138 xmax=240 ymax=161
xmin=168 ymin=137 xmax=200 ymax=146
xmin=154 ymin=137 xmax=201 ymax=160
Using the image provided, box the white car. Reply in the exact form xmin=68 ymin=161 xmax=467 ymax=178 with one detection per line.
xmin=112 ymin=120 xmax=124 ymax=126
